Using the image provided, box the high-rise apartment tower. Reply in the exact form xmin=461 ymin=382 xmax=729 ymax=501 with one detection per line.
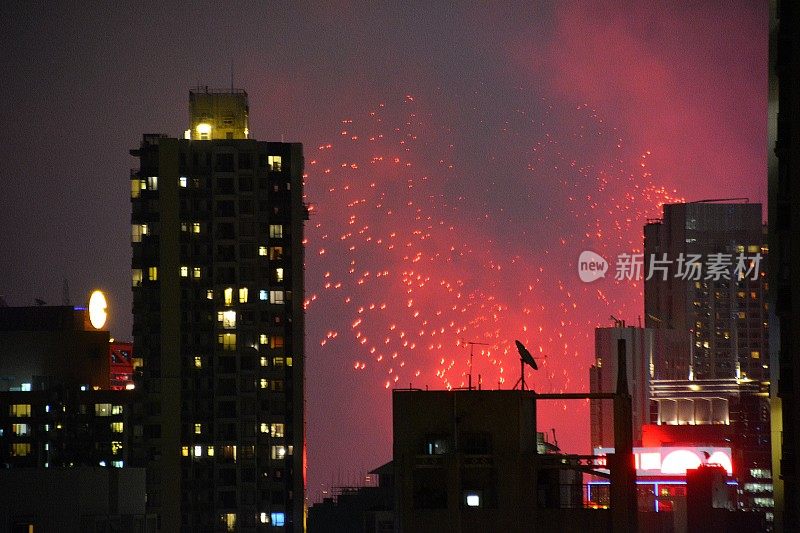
xmin=129 ymin=88 xmax=306 ymax=532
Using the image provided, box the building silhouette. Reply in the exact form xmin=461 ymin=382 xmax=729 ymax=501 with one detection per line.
xmin=129 ymin=88 xmax=306 ymax=532
xmin=0 ymin=304 xmax=149 ymax=531
xmin=769 ymin=0 xmax=800 ymax=530
xmin=393 ymin=389 xmax=610 ymax=533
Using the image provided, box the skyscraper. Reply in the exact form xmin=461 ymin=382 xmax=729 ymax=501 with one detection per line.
xmin=644 ymin=201 xmax=768 ymax=382
xmin=643 ymin=201 xmax=773 ymax=515
xmin=129 ymin=88 xmax=306 ymax=532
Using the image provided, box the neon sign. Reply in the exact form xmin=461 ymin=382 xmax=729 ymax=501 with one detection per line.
xmin=594 ymin=446 xmax=733 ymax=476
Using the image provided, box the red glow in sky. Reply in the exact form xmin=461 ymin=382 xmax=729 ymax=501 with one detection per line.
xmin=303 ymin=3 xmax=766 ymax=499
xmin=0 ymin=0 xmax=767 ymax=504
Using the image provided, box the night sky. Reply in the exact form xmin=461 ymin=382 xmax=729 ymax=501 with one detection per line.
xmin=0 ymin=2 xmax=766 ymax=501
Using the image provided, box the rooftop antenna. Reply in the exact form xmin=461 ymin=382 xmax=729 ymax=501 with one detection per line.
xmin=62 ymin=278 xmax=71 ymax=306
xmin=462 ymin=340 xmax=488 ymax=390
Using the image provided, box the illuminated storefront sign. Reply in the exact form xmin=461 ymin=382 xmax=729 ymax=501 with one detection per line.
xmin=594 ymin=446 xmax=733 ymax=476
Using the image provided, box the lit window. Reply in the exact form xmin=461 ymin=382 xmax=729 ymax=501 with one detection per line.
xmin=112 ymin=460 xmax=124 ymax=468
xmin=148 ymin=266 xmax=158 ymax=281
xmin=222 ymin=445 xmax=237 ymax=461
xmin=194 ymin=423 xmax=202 ymax=435
xmin=131 ymin=179 xmax=141 ymax=198
xmin=110 ymin=422 xmax=124 ymax=433
xmin=273 ymin=357 xmax=285 ymax=367
xmin=260 ymin=290 xmax=268 ymax=301
xmin=218 ymin=334 xmax=237 ymax=351
xmin=269 ymin=247 xmax=283 ymax=260
xmin=270 ymin=291 xmax=285 ymax=304
xmin=12 ymin=423 xmax=30 ymax=436
xmin=260 ymin=423 xmax=269 ymax=433
xmin=219 ymin=310 xmax=237 ymax=329
xmin=192 ymin=222 xmax=201 ymax=234
xmin=180 ymin=266 xmax=189 ymax=278
xmin=207 ymin=446 xmax=215 ymax=457
xmin=239 ymin=287 xmax=249 ymax=303
xmin=425 ymin=437 xmax=449 ymax=455
xmin=11 ymin=443 xmax=31 ymax=457
xmin=194 ymin=445 xmax=202 ymax=457
xmin=271 ymin=445 xmax=287 ymax=460
xmin=259 ymin=246 xmax=268 ymax=256
xmin=260 ymin=334 xmax=269 ymax=345
xmin=193 ymin=267 xmax=201 ymax=279
xmin=260 ymin=512 xmax=269 ymax=524
xmin=275 ymin=267 xmax=284 ymax=282
xmin=224 ymin=287 xmax=233 ymax=306
xmin=260 ymin=378 xmax=268 ymax=389
xmin=131 ymin=224 xmax=148 ymax=243
xmin=271 ymin=423 xmax=285 ymax=438
xmin=268 ymin=155 xmax=282 ymax=171
xmin=95 ymin=403 xmax=112 ymax=416
xmin=260 ymin=356 xmax=268 ymax=367
xmin=132 ymin=269 xmax=143 ymax=287
xmin=112 ymin=405 xmax=123 ymax=415
xmin=752 ymin=351 xmax=761 ymax=359
xmin=181 ymin=222 xmax=188 ymax=232
xmin=286 ymin=357 xmax=293 ymax=367
xmin=147 ymin=176 xmax=158 ymax=190
xmin=464 ymin=491 xmax=481 ymax=508
xmin=271 ymin=512 xmax=285 ymax=527
xmin=179 ymin=176 xmax=188 ymax=188
xmin=224 ymin=513 xmax=236 ymax=532
xmin=271 ymin=337 xmax=284 ymax=349
xmin=748 ymin=244 xmax=760 ymax=253
xmin=270 ymin=224 xmax=283 ymax=238
xmin=206 ymin=289 xmax=213 ymax=300
xmin=194 ymin=356 xmax=202 ymax=369
xmin=738 ymin=311 xmax=746 ymax=319
xmin=182 ymin=446 xmax=189 ymax=457
xmin=111 ymin=441 xmax=123 ymax=455
xmin=139 ymin=179 xmax=147 ymax=191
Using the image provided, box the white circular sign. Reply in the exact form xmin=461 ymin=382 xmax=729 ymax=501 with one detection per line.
xmin=88 ymin=290 xmax=108 ymax=330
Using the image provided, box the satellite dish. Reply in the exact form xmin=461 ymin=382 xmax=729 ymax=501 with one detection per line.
xmin=515 ymin=340 xmax=538 ymax=371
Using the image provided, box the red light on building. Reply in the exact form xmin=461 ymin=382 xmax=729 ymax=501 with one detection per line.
xmin=109 ymin=342 xmax=134 ymax=390
xmin=595 ymin=446 xmax=733 ymax=476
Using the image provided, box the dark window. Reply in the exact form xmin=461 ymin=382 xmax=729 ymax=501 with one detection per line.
xmin=239 ymin=176 xmax=254 ymax=192
xmin=216 ymin=200 xmax=236 ymax=217
xmin=217 ymin=245 xmax=236 ymax=261
xmin=216 ymin=153 xmax=235 ymax=172
xmin=460 ymin=432 xmax=492 ymax=454
xmin=413 ymin=468 xmax=447 ymax=509
xmin=216 ymin=222 xmax=235 ymax=239
xmin=216 ymin=177 xmax=235 ymax=194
